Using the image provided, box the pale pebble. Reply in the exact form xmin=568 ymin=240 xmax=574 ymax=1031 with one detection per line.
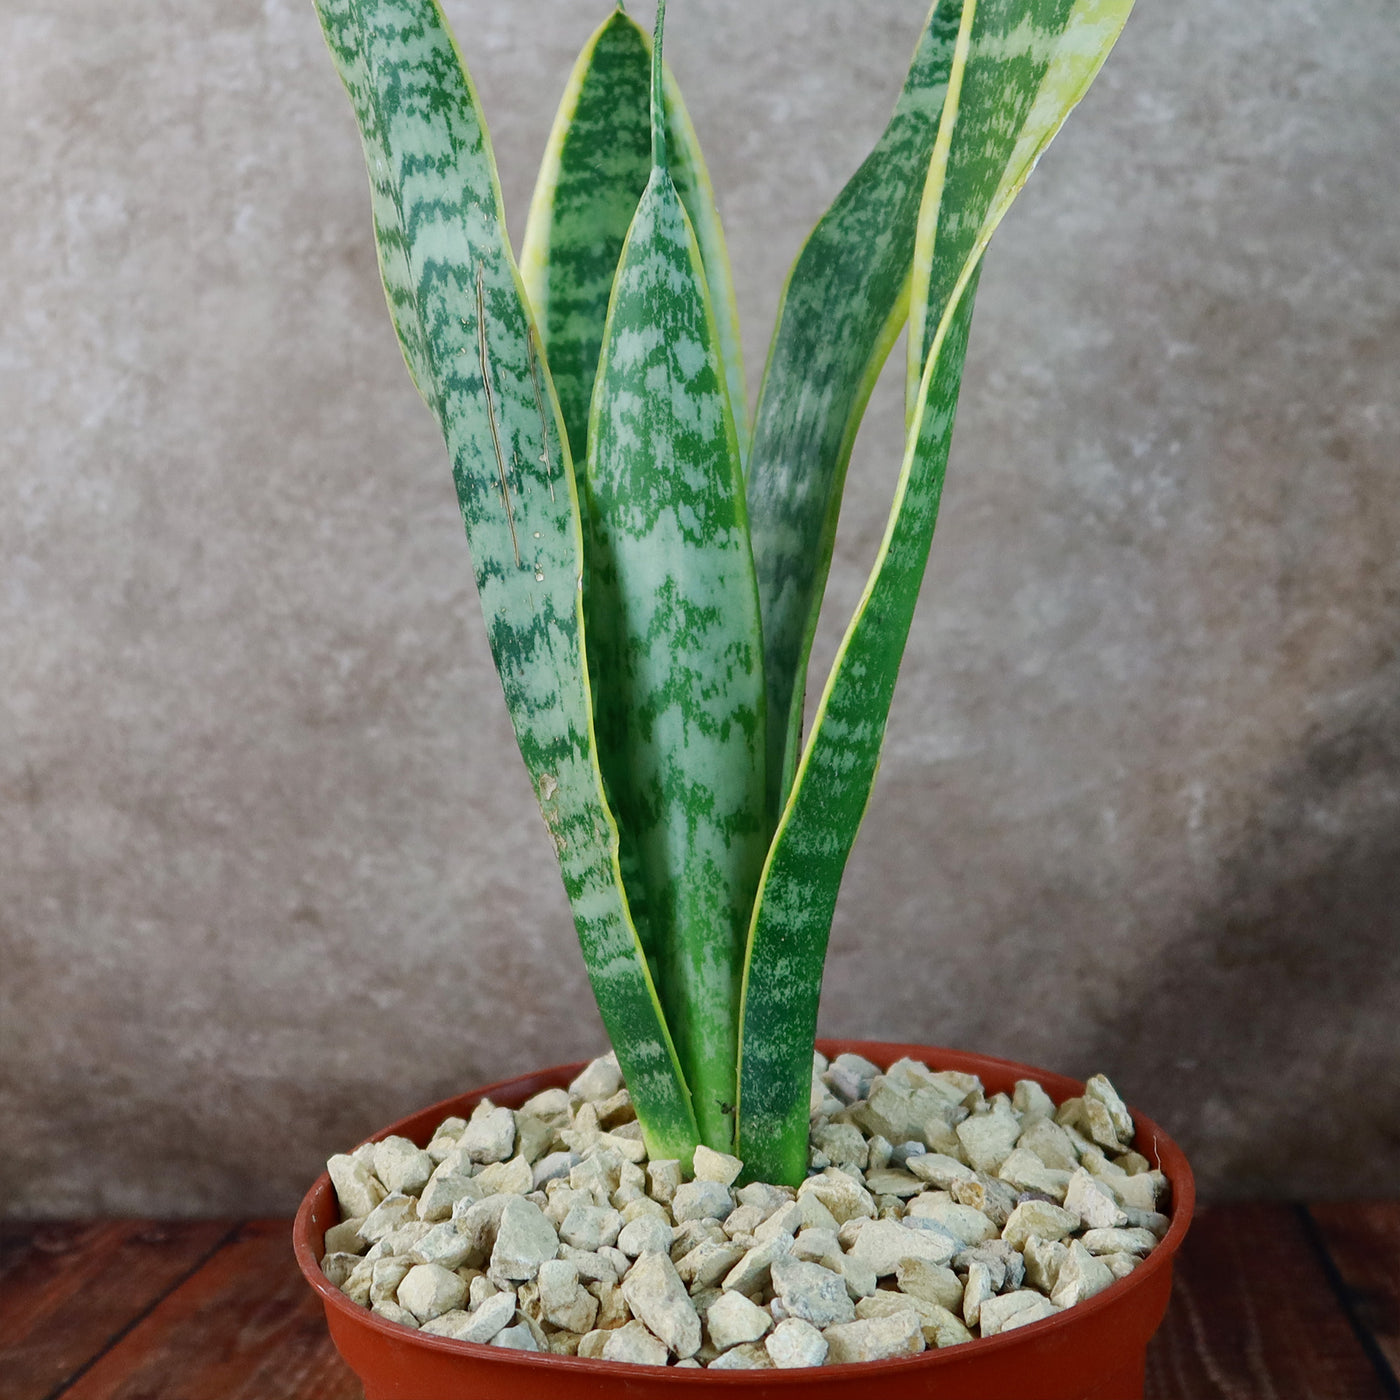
xmin=978 ymin=1289 xmax=1059 ymax=1336
xmin=770 ymin=1255 xmax=856 ymax=1327
xmin=849 ymin=1219 xmax=957 ymax=1276
xmin=955 ymin=1102 xmax=1022 ymax=1175
xmin=373 ymin=1136 xmax=434 ymax=1197
xmin=491 ymin=1323 xmax=542 ymax=1351
xmin=456 ymin=1290 xmax=518 ymax=1343
xmin=708 ymin=1341 xmax=774 ymax=1369
xmin=371 ymin=1299 xmax=420 ymax=1328
xmin=617 ymin=1214 xmax=673 ymax=1259
xmin=600 ymin=1319 xmax=669 ymax=1367
xmin=1064 ymin=1168 xmax=1129 ymax=1230
xmin=766 ymin=1316 xmax=828 ymax=1368
xmin=559 ymin=1204 xmax=623 ymax=1251
xmin=1080 ymin=1226 xmax=1159 ymax=1256
xmin=621 ymin=1251 xmax=702 ymax=1358
xmin=646 ymin=1159 xmax=683 ymax=1205
xmin=458 ymin=1105 xmax=516 ymax=1165
xmin=1002 ymin=1199 xmax=1080 ymax=1250
xmin=692 ymin=1145 xmax=744 ymax=1186
xmin=360 ymin=1192 xmax=418 ymax=1243
xmin=822 ymin=1310 xmax=926 ymax=1363
xmin=397 ymin=1262 xmax=467 ymax=1323
xmin=895 ymin=1257 xmax=964 ymax=1311
xmin=1050 ymin=1241 xmax=1117 ymax=1307
xmin=570 ymin=1054 xmax=623 ymax=1104
xmin=672 ymin=1180 xmax=734 ymax=1224
xmin=327 ymin=1154 xmax=386 ymax=1219
xmin=706 ymin=1289 xmax=773 ymax=1350
xmin=489 ymin=1197 xmax=560 ymax=1282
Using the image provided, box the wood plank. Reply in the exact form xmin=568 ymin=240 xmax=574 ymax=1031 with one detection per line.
xmin=57 ymin=1219 xmax=361 ymax=1400
xmin=1144 ymin=1202 xmax=1392 ymax=1400
xmin=0 ymin=1220 xmax=234 ymax=1400
xmin=1308 ymin=1201 xmax=1400 ymax=1387
xmin=2 ymin=1208 xmax=1390 ymax=1397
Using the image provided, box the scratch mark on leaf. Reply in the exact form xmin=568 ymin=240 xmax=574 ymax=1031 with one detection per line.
xmin=526 ymin=325 xmax=557 ymax=502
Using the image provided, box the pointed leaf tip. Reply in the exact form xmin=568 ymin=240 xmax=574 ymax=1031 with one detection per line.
xmin=651 ymin=0 xmax=668 ymax=169
xmin=521 ymin=5 xmax=747 ymax=466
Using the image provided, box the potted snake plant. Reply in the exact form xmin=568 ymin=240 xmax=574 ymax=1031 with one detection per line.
xmin=293 ymin=0 xmax=1194 ymax=1394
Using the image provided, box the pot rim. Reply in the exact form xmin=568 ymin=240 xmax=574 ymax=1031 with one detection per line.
xmin=293 ymin=1039 xmax=1195 ymax=1383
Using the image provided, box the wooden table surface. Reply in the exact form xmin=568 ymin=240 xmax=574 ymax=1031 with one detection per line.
xmin=2 ymin=1203 xmax=1396 ymax=1399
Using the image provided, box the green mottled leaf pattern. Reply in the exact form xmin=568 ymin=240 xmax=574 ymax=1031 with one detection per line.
xmin=738 ymin=0 xmax=1133 ymax=1184
xmin=313 ymin=0 xmax=699 ymax=1161
xmin=586 ymin=161 xmax=766 ymax=1150
xmin=744 ymin=0 xmax=963 ymax=820
xmin=521 ymin=10 xmax=746 ymax=473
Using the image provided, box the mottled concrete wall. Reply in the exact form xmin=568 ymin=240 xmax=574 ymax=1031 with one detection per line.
xmin=2 ymin=0 xmax=1396 ymax=1215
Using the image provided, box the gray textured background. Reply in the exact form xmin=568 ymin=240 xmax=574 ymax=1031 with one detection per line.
xmin=2 ymin=0 xmax=1397 ymax=1216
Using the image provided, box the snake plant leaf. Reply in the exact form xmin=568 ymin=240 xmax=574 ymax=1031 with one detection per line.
xmin=909 ymin=0 xmax=1134 ymax=410
xmin=736 ymin=271 xmax=981 ymax=1186
xmin=737 ymin=0 xmax=1134 ymax=1187
xmin=521 ymin=8 xmax=747 ymax=475
xmin=313 ymin=0 xmax=699 ymax=1162
xmin=584 ymin=5 xmax=766 ymax=1151
xmin=745 ymin=0 xmax=964 ymax=822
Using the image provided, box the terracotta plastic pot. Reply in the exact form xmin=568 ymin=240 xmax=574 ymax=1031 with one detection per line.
xmin=294 ymin=1039 xmax=1194 ymax=1399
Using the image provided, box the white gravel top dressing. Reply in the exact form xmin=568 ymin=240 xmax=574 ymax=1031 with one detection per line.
xmin=320 ymin=1052 xmax=1171 ymax=1368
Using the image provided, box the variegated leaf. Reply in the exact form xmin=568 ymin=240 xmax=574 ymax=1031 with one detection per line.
xmin=745 ymin=0 xmax=963 ymax=820
xmin=909 ymin=0 xmax=1135 ymax=406
xmin=584 ymin=2 xmax=766 ymax=1150
xmin=737 ymin=270 xmax=981 ymax=1185
xmin=521 ymin=8 xmax=747 ymax=474
xmin=313 ymin=0 xmax=700 ymax=1162
xmin=738 ymin=0 xmax=1134 ymax=1186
